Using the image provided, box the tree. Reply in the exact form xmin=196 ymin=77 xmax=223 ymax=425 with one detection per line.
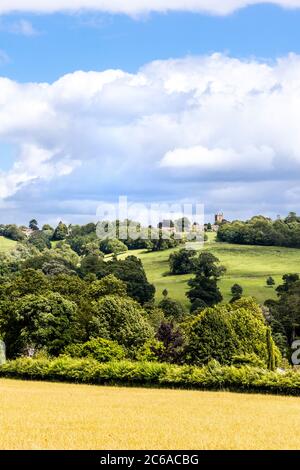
xmin=42 ymin=224 xmax=54 ymax=232
xmin=162 ymin=289 xmax=168 ymax=298
xmin=184 ymin=299 xmax=280 ymax=366
xmin=230 ymin=283 xmax=243 ymax=302
xmin=156 ymin=321 xmax=185 ymax=364
xmin=266 ymin=276 xmax=275 ymax=287
xmin=88 ymin=275 xmax=127 ymax=299
xmin=28 ymin=231 xmax=51 ymax=251
xmin=0 ymin=293 xmax=77 ymax=357
xmin=186 ymin=252 xmax=226 ymax=311
xmin=100 ymin=238 xmax=128 ymax=255
xmin=80 ymin=254 xmax=106 ymax=278
xmin=265 ymin=274 xmax=300 ymax=347
xmin=158 ymin=298 xmax=185 ymax=321
xmin=52 ymin=221 xmax=68 ymax=241
xmin=2 ymin=225 xmax=25 ymax=241
xmin=169 ymin=249 xmax=196 ymax=275
xmin=29 ymin=219 xmax=39 ymax=231
xmin=90 ymin=295 xmax=154 ymax=352
xmin=105 ymin=256 xmax=155 ymax=305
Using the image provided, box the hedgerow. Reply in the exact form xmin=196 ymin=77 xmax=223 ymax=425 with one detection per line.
xmin=1 ymin=357 xmax=300 ymax=395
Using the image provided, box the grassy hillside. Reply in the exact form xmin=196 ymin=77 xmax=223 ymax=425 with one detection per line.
xmin=0 ymin=378 xmax=300 ymax=449
xmin=120 ymin=233 xmax=300 ymax=309
xmin=0 ymin=236 xmax=17 ymax=253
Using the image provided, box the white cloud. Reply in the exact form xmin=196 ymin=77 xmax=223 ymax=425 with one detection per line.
xmin=4 ymin=19 xmax=39 ymax=36
xmin=161 ymin=145 xmax=275 ymax=172
xmin=0 ymin=0 xmax=300 ymax=16
xmin=1 ymin=53 xmax=300 ymax=220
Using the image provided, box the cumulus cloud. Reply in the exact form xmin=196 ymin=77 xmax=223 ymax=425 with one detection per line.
xmin=0 ymin=0 xmax=300 ymax=16
xmin=1 ymin=53 xmax=300 ymax=221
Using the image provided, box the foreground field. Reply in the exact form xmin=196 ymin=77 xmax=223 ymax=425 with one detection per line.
xmin=120 ymin=234 xmax=300 ymax=308
xmin=0 ymin=379 xmax=299 ymax=450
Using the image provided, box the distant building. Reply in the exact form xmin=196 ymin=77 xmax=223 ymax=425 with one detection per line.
xmin=215 ymin=212 xmax=224 ymax=225
xmin=20 ymin=227 xmax=34 ymax=237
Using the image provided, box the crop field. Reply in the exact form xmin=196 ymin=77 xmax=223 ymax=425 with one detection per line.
xmin=0 ymin=379 xmax=299 ymax=450
xmin=119 ymin=234 xmax=300 ymax=309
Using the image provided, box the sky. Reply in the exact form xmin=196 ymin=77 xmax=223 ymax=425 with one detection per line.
xmin=1 ymin=1 xmax=300 ymax=225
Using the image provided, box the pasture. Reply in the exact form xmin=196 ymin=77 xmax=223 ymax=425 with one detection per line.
xmin=0 ymin=236 xmax=16 ymax=253
xmin=120 ymin=234 xmax=300 ymax=308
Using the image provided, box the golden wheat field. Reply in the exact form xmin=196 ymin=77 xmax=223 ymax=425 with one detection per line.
xmin=0 ymin=378 xmax=299 ymax=450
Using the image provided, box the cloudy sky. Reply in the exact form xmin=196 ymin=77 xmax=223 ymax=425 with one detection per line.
xmin=1 ymin=1 xmax=300 ymax=225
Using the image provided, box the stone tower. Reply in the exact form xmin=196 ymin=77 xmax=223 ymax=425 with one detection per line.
xmin=215 ymin=212 xmax=224 ymax=224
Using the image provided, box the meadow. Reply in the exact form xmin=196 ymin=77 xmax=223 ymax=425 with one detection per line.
xmin=120 ymin=233 xmax=300 ymax=309
xmin=0 ymin=378 xmax=299 ymax=450
xmin=0 ymin=237 xmax=16 ymax=253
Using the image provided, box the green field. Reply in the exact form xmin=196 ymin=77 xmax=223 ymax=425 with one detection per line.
xmin=0 ymin=236 xmax=16 ymax=253
xmin=120 ymin=233 xmax=300 ymax=309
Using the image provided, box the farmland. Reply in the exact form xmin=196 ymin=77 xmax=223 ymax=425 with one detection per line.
xmin=119 ymin=233 xmax=300 ymax=309
xmin=0 ymin=378 xmax=299 ymax=450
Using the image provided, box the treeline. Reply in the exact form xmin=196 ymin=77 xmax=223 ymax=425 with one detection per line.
xmin=217 ymin=213 xmax=300 ymax=248
xmin=0 ymin=219 xmax=185 ymax=254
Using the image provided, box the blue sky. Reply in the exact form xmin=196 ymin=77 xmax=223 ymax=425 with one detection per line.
xmin=1 ymin=1 xmax=300 ymax=225
xmin=2 ymin=5 xmax=300 ymax=83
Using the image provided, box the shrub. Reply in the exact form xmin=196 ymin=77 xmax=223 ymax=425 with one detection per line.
xmin=184 ymin=299 xmax=281 ymax=367
xmin=64 ymin=338 xmax=126 ymax=362
xmin=2 ymin=357 xmax=300 ymax=395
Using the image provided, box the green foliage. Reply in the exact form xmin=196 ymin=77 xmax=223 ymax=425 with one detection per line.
xmin=136 ymin=339 xmax=165 ymax=362
xmin=266 ymin=276 xmax=275 ymax=287
xmin=0 ymin=292 xmax=77 ymax=357
xmin=169 ymin=249 xmax=196 ymax=275
xmin=0 ymin=224 xmax=25 ymax=242
xmin=29 ymin=219 xmax=39 ymax=231
xmin=88 ymin=275 xmax=127 ymax=299
xmin=80 ymin=254 xmax=106 ymax=278
xmin=91 ymin=295 xmax=154 ymax=352
xmin=184 ymin=299 xmax=280 ymax=367
xmin=158 ymin=298 xmax=185 ymax=321
xmin=187 ymin=252 xmax=226 ymax=311
xmin=28 ymin=231 xmax=51 ymax=251
xmin=217 ymin=214 xmax=300 ymax=248
xmin=230 ymin=283 xmax=243 ymax=303
xmin=3 ymin=357 xmax=300 ymax=395
xmin=100 ymin=238 xmax=128 ymax=255
xmin=52 ymin=221 xmax=68 ymax=241
xmin=265 ymin=274 xmax=300 ymax=354
xmin=105 ymin=256 xmax=155 ymax=305
xmin=64 ymin=338 xmax=125 ymax=362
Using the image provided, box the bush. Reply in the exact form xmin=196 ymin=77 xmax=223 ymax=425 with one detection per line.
xmin=2 ymin=357 xmax=300 ymax=395
xmin=91 ymin=295 xmax=154 ymax=352
xmin=184 ymin=298 xmax=281 ymax=367
xmin=64 ymin=338 xmax=126 ymax=362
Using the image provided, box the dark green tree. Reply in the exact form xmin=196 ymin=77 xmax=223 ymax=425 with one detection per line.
xmin=186 ymin=252 xmax=226 ymax=311
xmin=52 ymin=221 xmax=68 ymax=241
xmin=266 ymin=276 xmax=275 ymax=287
xmin=169 ymin=249 xmax=196 ymax=275
xmin=29 ymin=219 xmax=39 ymax=231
